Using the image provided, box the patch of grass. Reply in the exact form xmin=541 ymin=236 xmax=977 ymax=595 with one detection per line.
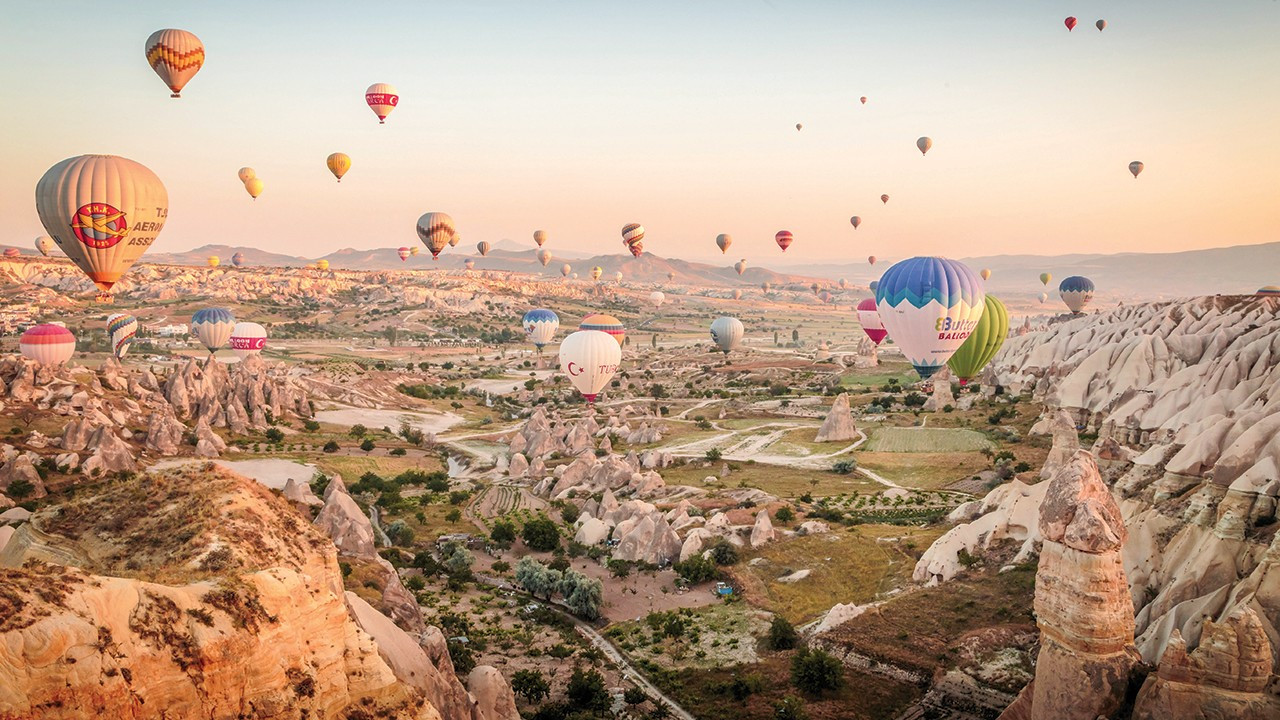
xmin=864 ymin=428 xmax=993 ymax=453
xmin=857 ymin=452 xmax=990 ymax=491
xmin=658 ymin=463 xmax=879 ymax=499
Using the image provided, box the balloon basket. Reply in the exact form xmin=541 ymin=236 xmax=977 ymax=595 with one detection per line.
xmin=95 ymin=292 xmax=113 ymax=304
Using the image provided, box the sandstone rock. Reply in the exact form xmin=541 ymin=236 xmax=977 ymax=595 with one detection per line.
xmin=145 ymin=407 xmax=187 ymax=456
xmin=194 ymin=418 xmax=227 ymax=458
xmin=508 ymin=452 xmax=529 ymax=479
xmin=574 ymin=517 xmax=610 ymax=546
xmin=750 ymin=509 xmax=776 ymax=548
xmin=923 ymin=367 xmax=955 ymax=412
xmin=81 ymin=427 xmax=138 ymax=477
xmin=315 ymin=480 xmax=378 ymax=560
xmin=0 ymin=455 xmax=45 ymax=500
xmin=1036 ymin=410 xmax=1080 ymax=481
xmin=814 ymin=393 xmax=858 ymax=443
xmin=59 ymin=417 xmax=94 ymax=453
xmin=283 ymin=477 xmax=323 ymax=507
xmin=468 ymin=666 xmax=520 ymax=720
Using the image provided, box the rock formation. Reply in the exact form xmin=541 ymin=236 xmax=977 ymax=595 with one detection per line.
xmin=814 ymin=393 xmax=858 ymax=443
xmin=467 ymin=665 xmax=521 ymax=720
xmin=750 ymin=509 xmax=776 ymax=548
xmin=923 ymin=367 xmax=956 ymax=412
xmin=315 ymin=476 xmax=378 ymax=559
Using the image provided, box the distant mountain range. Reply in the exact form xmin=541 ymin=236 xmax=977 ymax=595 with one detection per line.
xmin=4 ymin=239 xmax=1275 ymax=298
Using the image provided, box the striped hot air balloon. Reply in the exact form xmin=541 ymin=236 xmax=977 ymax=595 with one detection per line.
xmin=20 ymin=324 xmax=76 ymax=365
xmin=580 ymin=313 xmax=625 ymax=347
xmin=946 ymin=295 xmax=1008 ymax=385
xmin=144 ymin=29 xmax=204 ymax=98
xmin=856 ymin=298 xmax=887 ymax=346
xmin=416 ymin=212 xmax=456 ymax=259
xmin=621 ymin=224 xmax=645 ymax=258
xmin=522 ymin=309 xmax=560 ymax=352
xmin=192 ymin=307 xmax=235 ymax=354
xmin=366 ymin=83 xmax=399 ymax=124
xmin=230 ymin=322 xmax=267 ymax=361
xmin=398 ymin=247 xmax=411 ymax=261
xmin=1059 ymin=276 xmax=1095 ymax=315
xmin=875 ymin=257 xmax=986 ymax=379
xmin=775 ymin=230 xmax=794 ymax=252
xmin=106 ymin=313 xmax=138 ymax=360
xmin=477 ymin=241 xmax=490 ymax=257
xmin=3 ymin=249 xmax=19 ymax=258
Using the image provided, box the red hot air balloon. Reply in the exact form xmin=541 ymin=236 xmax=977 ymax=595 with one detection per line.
xmin=1064 ymin=16 xmax=1077 ymax=31
xmin=775 ymin=230 xmax=794 ymax=252
xmin=398 ymin=247 xmax=411 ymax=261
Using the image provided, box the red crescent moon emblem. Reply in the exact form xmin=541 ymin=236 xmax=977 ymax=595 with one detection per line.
xmin=567 ymin=361 xmax=583 ymax=377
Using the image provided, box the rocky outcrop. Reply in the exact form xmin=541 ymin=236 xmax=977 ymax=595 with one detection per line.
xmin=750 ymin=509 xmax=776 ymax=548
xmin=145 ymin=406 xmax=187 ymax=456
xmin=612 ymin=514 xmax=682 ymax=566
xmin=0 ymin=455 xmax=45 ymax=500
xmin=814 ymin=393 xmax=858 ymax=443
xmin=80 ymin=426 xmax=138 ymax=476
xmin=1000 ymin=451 xmax=1138 ymax=720
xmin=194 ymin=418 xmax=227 ymax=458
xmin=468 ymin=666 xmax=520 ymax=720
xmin=1033 ymin=410 xmax=1080 ymax=481
xmin=923 ymin=367 xmax=955 ymax=412
xmin=315 ymin=477 xmax=378 ymax=560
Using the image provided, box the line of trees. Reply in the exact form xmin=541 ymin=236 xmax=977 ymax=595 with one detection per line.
xmin=514 ymin=557 xmax=604 ymax=620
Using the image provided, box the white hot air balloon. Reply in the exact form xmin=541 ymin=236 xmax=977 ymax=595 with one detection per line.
xmin=192 ymin=308 xmax=235 ymax=355
xmin=145 ymin=29 xmax=204 ymax=98
xmin=648 ymin=291 xmax=665 ymax=308
xmin=559 ymin=330 xmax=622 ymax=404
xmin=230 ymin=321 xmax=267 ymax=360
xmin=537 ymin=248 xmax=552 ymax=267
xmin=614 ymin=271 xmax=623 ymax=283
xmin=710 ymin=317 xmax=744 ymax=355
xmin=522 ymin=309 xmax=560 ymax=352
xmin=561 ymin=263 xmax=572 ymax=277
xmin=35 ymin=236 xmax=53 ymax=257
xmin=716 ymin=233 xmax=732 ymax=254
xmin=366 ymin=83 xmax=399 ymax=124
xmin=20 ymin=324 xmax=76 ymax=366
xmin=875 ymin=257 xmax=985 ymax=379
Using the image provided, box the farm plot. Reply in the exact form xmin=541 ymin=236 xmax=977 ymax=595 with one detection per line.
xmin=864 ymin=427 xmax=993 ymax=453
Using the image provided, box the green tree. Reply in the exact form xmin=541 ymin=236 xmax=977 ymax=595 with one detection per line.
xmin=705 ymin=448 xmax=722 ymax=462
xmin=490 ymin=520 xmax=517 ymax=549
xmin=790 ymin=647 xmax=845 ymax=696
xmin=322 ymin=440 xmax=340 ymax=453
xmin=360 ymin=438 xmax=375 ymax=452
xmin=566 ymin=667 xmax=610 ymax=712
xmin=775 ymin=505 xmax=795 ymax=523
xmin=265 ymin=428 xmax=284 ymax=443
xmin=768 ymin=616 xmax=799 ymax=650
xmin=673 ymin=555 xmax=717 ymax=584
xmin=559 ymin=569 xmax=604 ymax=620
xmin=511 ymin=669 xmax=551 ymax=704
xmin=521 ymin=515 xmax=561 ymax=552
xmin=349 ymin=424 xmax=367 ymax=437
xmin=624 ymin=686 xmax=647 ymax=707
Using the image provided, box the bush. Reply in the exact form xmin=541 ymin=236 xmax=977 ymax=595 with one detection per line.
xmin=490 ymin=520 xmax=517 ymax=548
xmin=774 ymin=695 xmax=809 ymax=720
xmin=775 ymin=506 xmax=795 ymax=523
xmin=521 ymin=516 xmax=561 ymax=552
xmin=511 ymin=669 xmax=550 ymax=703
xmin=673 ymin=555 xmax=717 ymax=584
xmin=566 ymin=668 xmax=610 ymax=712
xmin=360 ymin=438 xmax=375 ymax=452
xmin=768 ymin=616 xmax=799 ymax=650
xmin=831 ymin=459 xmax=856 ymax=475
xmin=302 ymin=420 xmax=320 ymax=432
xmin=705 ymin=448 xmax=723 ymax=462
xmin=349 ymin=424 xmax=367 ymax=437
xmin=791 ymin=648 xmax=845 ymax=695
xmin=265 ymin=428 xmax=284 ymax=444
xmin=322 ymin=440 xmax=339 ymax=453
xmin=445 ymin=508 xmax=462 ymax=522
xmin=708 ymin=539 xmax=739 ymax=566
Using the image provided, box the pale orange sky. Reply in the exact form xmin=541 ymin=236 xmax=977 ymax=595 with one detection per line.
xmin=3 ymin=1 xmax=1278 ymax=264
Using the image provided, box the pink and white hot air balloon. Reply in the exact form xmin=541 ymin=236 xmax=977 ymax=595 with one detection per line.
xmin=21 ymin=324 xmax=76 ymax=365
xmin=559 ymin=330 xmax=622 ymax=404
xmin=365 ymin=83 xmax=399 ymax=124
xmin=229 ymin=322 xmax=267 ymax=361
xmin=398 ymin=247 xmax=411 ymax=261
xmin=856 ymin=299 xmax=887 ymax=346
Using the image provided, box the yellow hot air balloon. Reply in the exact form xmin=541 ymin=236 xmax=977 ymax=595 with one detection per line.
xmin=35 ymin=155 xmax=168 ymax=296
xmin=144 ymin=29 xmax=204 ymax=98
xmin=533 ymin=230 xmax=548 ymax=247
xmin=1040 ymin=272 xmax=1052 ymax=286
xmin=237 ymin=167 xmax=256 ymax=184
xmin=980 ymin=268 xmax=991 ymax=281
xmin=590 ymin=266 xmax=603 ymax=281
xmin=244 ymin=177 xmax=264 ymax=200
xmin=316 ymin=259 xmax=330 ymax=271
xmin=327 ymin=153 xmax=351 ymax=182
xmin=207 ymin=255 xmax=220 ymax=268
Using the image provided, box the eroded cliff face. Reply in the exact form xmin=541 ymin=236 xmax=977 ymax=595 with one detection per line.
xmin=0 ymin=465 xmax=443 ymax=720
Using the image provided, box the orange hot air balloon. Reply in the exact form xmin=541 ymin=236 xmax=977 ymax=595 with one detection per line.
xmin=244 ymin=177 xmax=264 ymax=200
xmin=533 ymin=230 xmax=548 ymax=247
xmin=775 ymin=230 xmax=793 ymax=252
xmin=1064 ymin=16 xmax=1078 ymax=31
xmin=880 ymin=194 xmax=889 ymax=204
xmin=327 ymin=153 xmax=351 ymax=182
xmin=145 ymin=29 xmax=204 ymax=98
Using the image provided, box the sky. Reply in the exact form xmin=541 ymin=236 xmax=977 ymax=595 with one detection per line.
xmin=3 ymin=1 xmax=1279 ymax=265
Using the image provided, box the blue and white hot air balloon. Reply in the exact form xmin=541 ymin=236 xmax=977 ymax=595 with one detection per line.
xmin=191 ymin=307 xmax=236 ymax=355
xmin=1058 ymin=276 xmax=1095 ymax=315
xmin=874 ymin=257 xmax=986 ymax=379
xmin=521 ymin=309 xmax=560 ymax=353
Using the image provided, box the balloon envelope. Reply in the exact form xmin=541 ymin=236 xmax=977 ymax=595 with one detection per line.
xmin=366 ymin=83 xmax=399 ymax=123
xmin=947 ymin=295 xmax=1008 ymax=384
xmin=477 ymin=241 xmax=490 ymax=256
xmin=716 ymin=234 xmax=732 ymax=254
xmin=327 ymin=153 xmax=351 ymax=182
xmin=315 ymin=260 xmax=329 ymax=271
xmin=464 ymin=259 xmax=475 ymax=270
xmin=733 ymin=260 xmax=746 ymax=276
xmin=561 ymin=264 xmax=572 ymax=277
xmin=710 ymin=317 xmax=744 ymax=355
xmin=880 ymin=194 xmax=889 ymax=204
xmin=537 ymin=249 xmax=552 ymax=267
xmin=232 ymin=252 xmax=246 ymax=267
xmin=856 ymin=298 xmax=887 ymax=346
xmin=559 ymin=330 xmax=621 ymax=403
xmin=850 ymin=216 xmax=861 ymax=229
xmin=244 ymin=178 xmax=263 ymax=199
xmin=1039 ymin=272 xmax=1052 ymax=286
xmin=916 ymin=137 xmax=933 ymax=155
xmin=20 ymin=324 xmax=76 ymax=365
xmin=590 ymin=266 xmax=603 ymax=281
xmin=35 ymin=236 xmax=53 ymax=257
xmin=980 ymin=268 xmax=991 ymax=281
xmin=35 ymin=155 xmax=168 ymax=293
xmin=621 ymin=224 xmax=645 ymax=257
xmin=107 ymin=313 xmax=138 ymax=360
xmin=875 ymin=256 xmax=986 ymax=379
xmin=522 ymin=309 xmax=560 ymax=350
xmin=237 ymin=167 xmax=256 ymax=184
xmin=1129 ymin=161 xmax=1144 ymax=178
xmin=775 ymin=230 xmax=794 ymax=252
xmin=145 ymin=29 xmax=204 ymax=97
xmin=416 ymin=212 xmax=456 ymax=259
xmin=230 ymin=322 xmax=267 ymax=360
xmin=648 ymin=291 xmax=665 ymax=307
xmin=1059 ymin=276 xmax=1096 ymax=314
xmin=398 ymin=247 xmax=411 ymax=261
xmin=533 ymin=230 xmax=547 ymax=247
xmin=1096 ymin=19 xmax=1107 ymax=31
xmin=579 ymin=313 xmax=625 ymax=346
xmin=207 ymin=256 xmax=219 ymax=267
xmin=1065 ymin=16 xmax=1078 ymax=31
xmin=192 ymin=308 xmax=235 ymax=353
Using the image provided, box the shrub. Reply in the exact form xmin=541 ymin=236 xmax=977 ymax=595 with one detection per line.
xmin=775 ymin=506 xmax=795 ymax=523
xmin=673 ymin=555 xmax=717 ymax=584
xmin=349 ymin=424 xmax=367 ymax=437
xmin=264 ymin=428 xmax=284 ymax=444
xmin=521 ymin=516 xmax=561 ymax=552
xmin=831 ymin=459 xmax=856 ymax=474
xmin=705 ymin=448 xmax=723 ymax=462
xmin=360 ymin=438 xmax=375 ymax=452
xmin=322 ymin=440 xmax=339 ymax=453
xmin=511 ymin=669 xmax=550 ymax=703
xmin=768 ymin=616 xmax=799 ymax=650
xmin=791 ymin=647 xmax=845 ymax=695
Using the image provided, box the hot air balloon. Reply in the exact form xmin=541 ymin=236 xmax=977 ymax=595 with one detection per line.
xmin=621 ymin=224 xmax=645 ymax=258
xmin=648 ymin=291 xmax=665 ymax=308
xmin=416 ymin=212 xmax=456 ymax=260
xmin=316 ymin=259 xmax=330 ymax=271
xmin=572 ymin=273 xmax=579 ymax=279
xmin=946 ymin=294 xmax=1008 ymax=385
xmin=533 ymin=230 xmax=548 ymax=247
xmin=776 ymin=231 xmax=794 ymax=252
xmin=559 ymin=330 xmax=621 ymax=404
xmin=522 ymin=309 xmax=560 ymax=352
xmin=244 ymin=177 xmax=264 ymax=200
xmin=476 ymin=241 xmax=490 ymax=257
xmin=732 ymin=289 xmax=742 ymax=300
xmin=838 ymin=278 xmax=848 ymax=290
xmin=106 ymin=313 xmax=137 ymax=361
xmin=869 ymin=280 xmax=879 ymax=293
xmin=410 ymin=246 xmax=420 ymax=257
xmin=464 ymin=259 xmax=475 ymax=270
xmin=3 ymin=249 xmax=19 ymax=258
xmin=881 ymin=194 xmax=890 ymax=204
xmin=35 ymin=236 xmax=53 ymax=257
xmin=1255 ymin=286 xmax=1280 ymax=296
xmin=1096 ymin=19 xmax=1107 ymax=31
xmin=590 ymin=266 xmax=603 ymax=281
xmin=980 ymin=268 xmax=991 ymax=281
xmin=232 ymin=252 xmax=246 ymax=267
xmin=366 ymin=83 xmax=399 ymax=124
xmin=761 ymin=282 xmax=771 ymax=293
xmin=207 ymin=256 xmax=220 ymax=268
xmin=35 ymin=155 xmax=168 ymax=296
xmin=874 ymin=257 xmax=986 ymax=379
xmin=810 ymin=282 xmax=820 ymax=295
xmin=734 ymin=260 xmax=747 ymax=276
xmin=614 ymin=271 xmax=623 ymax=283
xmin=537 ymin=249 xmax=552 ymax=267
xmin=144 ymin=29 xmax=204 ymax=98
xmin=796 ymin=123 xmax=803 ymax=131
xmin=860 ymin=96 xmax=868 ymax=105
xmin=327 ymin=153 xmax=351 ymax=182
xmin=715 ymin=234 xmax=732 ymax=254
xmin=1129 ymin=161 xmax=1144 ymax=179
xmin=561 ymin=264 xmax=572 ymax=277
xmin=1039 ymin=272 xmax=1052 ymax=286
xmin=916 ymin=137 xmax=933 ymax=156
xmin=1038 ymin=292 xmax=1048 ymax=304
xmin=449 ymin=233 xmax=460 ymax=247
xmin=710 ymin=317 xmax=744 ymax=355
xmin=850 ymin=216 xmax=862 ymax=230
xmin=192 ymin=308 xmax=235 ymax=354
xmin=580 ymin=314 xmax=625 ymax=346
xmin=398 ymin=247 xmax=411 ymax=261
xmin=1059 ymin=276 xmax=1095 ymax=315
xmin=856 ymin=299 xmax=887 ymax=346
xmin=237 ymin=167 xmax=255 ymax=184
xmin=20 ymin=324 xmax=76 ymax=365
xmin=1065 ymin=16 xmax=1078 ymax=31
xmin=230 ymin=322 xmax=267 ymax=360
xmin=868 ymin=256 xmax=877 ymax=265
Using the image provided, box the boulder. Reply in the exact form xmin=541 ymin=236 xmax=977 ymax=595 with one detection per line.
xmin=574 ymin=517 xmax=610 ymax=546
xmin=0 ymin=455 xmax=45 ymax=500
xmin=194 ymin=418 xmax=227 ymax=458
xmin=145 ymin=408 xmax=186 ymax=456
xmin=750 ymin=509 xmax=776 ymax=548
xmin=467 ymin=666 xmax=520 ymax=720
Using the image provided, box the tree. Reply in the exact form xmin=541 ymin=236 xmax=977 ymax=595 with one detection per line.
xmin=791 ymin=647 xmax=845 ymax=696
xmin=673 ymin=554 xmax=717 ymax=584
xmin=768 ymin=616 xmax=799 ymax=650
xmin=623 ymin=686 xmax=647 ymax=707
xmin=709 ymin=539 xmax=739 ymax=566
xmin=515 ymin=557 xmax=559 ymax=600
xmin=705 ymin=448 xmax=722 ymax=462
xmin=265 ymin=428 xmax=284 ymax=443
xmin=322 ymin=440 xmax=340 ymax=453
xmin=349 ymin=424 xmax=368 ymax=437
xmin=490 ymin=520 xmax=516 ymax=549
xmin=521 ymin=515 xmax=561 ymax=552
xmin=559 ymin=569 xmax=604 ymax=620
xmin=775 ymin=505 xmax=795 ymax=523
xmin=511 ymin=669 xmax=550 ymax=704
xmin=360 ymin=438 xmax=375 ymax=452
xmin=566 ymin=667 xmax=610 ymax=712
xmin=444 ymin=544 xmax=474 ymax=576
xmin=831 ymin=459 xmax=856 ymax=475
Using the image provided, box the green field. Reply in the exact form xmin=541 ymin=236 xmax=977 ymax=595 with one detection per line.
xmin=864 ymin=427 xmax=993 ymax=453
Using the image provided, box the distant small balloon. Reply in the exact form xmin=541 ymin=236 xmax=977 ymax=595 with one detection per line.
xmin=1040 ymin=272 xmax=1052 ymax=286
xmin=716 ymin=234 xmax=732 ymax=254
xmin=850 ymin=216 xmax=862 ymax=230
xmin=1064 ymin=16 xmax=1078 ymax=31
xmin=860 ymin=96 xmax=867 ymax=105
xmin=232 ymin=252 xmax=245 ymax=267
xmin=477 ymin=241 xmax=490 ymax=257
xmin=734 ymin=260 xmax=747 ymax=276
xmin=1096 ymin=19 xmax=1107 ymax=31
xmin=365 ymin=82 xmax=399 ymax=124
xmin=398 ymin=247 xmax=411 ymax=261
xmin=533 ymin=230 xmax=548 ymax=247
xmin=237 ymin=167 xmax=256 ymax=184
xmin=796 ymin=123 xmax=803 ymax=131
xmin=980 ymin=268 xmax=991 ymax=281
xmin=591 ymin=266 xmax=603 ymax=281
xmin=881 ymin=194 xmax=889 ymax=204
xmin=868 ymin=255 xmax=877 ymax=266
xmin=537 ymin=248 xmax=552 ymax=267
xmin=326 ymin=153 xmax=351 ymax=182
xmin=916 ymin=136 xmax=932 ymax=156
xmin=1129 ymin=161 xmax=1144 ymax=179
xmin=207 ymin=255 xmax=220 ymax=268
xmin=244 ymin=177 xmax=264 ymax=200
xmin=775 ymin=230 xmax=794 ymax=252
xmin=561 ymin=263 xmax=572 ymax=277
xmin=464 ymin=259 xmax=475 ymax=270
xmin=761 ymin=281 xmax=770 ymax=293
xmin=839 ymin=278 xmax=847 ymax=289
xmin=732 ymin=289 xmax=742 ymax=300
